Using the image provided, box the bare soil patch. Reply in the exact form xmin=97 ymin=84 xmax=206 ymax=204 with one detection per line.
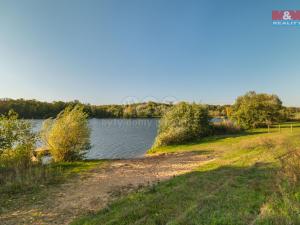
xmin=1 ymin=151 xmax=214 ymax=225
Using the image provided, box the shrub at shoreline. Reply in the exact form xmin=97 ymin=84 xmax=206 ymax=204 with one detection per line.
xmin=41 ymin=105 xmax=91 ymax=162
xmin=152 ymin=102 xmax=211 ymax=148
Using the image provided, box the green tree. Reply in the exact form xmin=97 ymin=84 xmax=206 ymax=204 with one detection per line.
xmin=231 ymin=91 xmax=282 ymax=129
xmin=123 ymin=105 xmax=137 ymax=118
xmin=0 ymin=110 xmax=35 ymax=169
xmin=41 ymin=105 xmax=91 ymax=162
xmin=153 ymin=102 xmax=211 ymax=147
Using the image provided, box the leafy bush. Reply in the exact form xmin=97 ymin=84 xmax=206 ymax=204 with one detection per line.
xmin=231 ymin=91 xmax=282 ymax=129
xmin=152 ymin=102 xmax=211 ymax=147
xmin=41 ymin=105 xmax=91 ymax=162
xmin=0 ymin=110 xmax=41 ymax=192
xmin=0 ymin=110 xmax=35 ymax=171
xmin=211 ymin=120 xmax=242 ymax=135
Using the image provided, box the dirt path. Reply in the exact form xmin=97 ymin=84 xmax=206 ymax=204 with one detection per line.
xmin=1 ymin=151 xmax=214 ymax=225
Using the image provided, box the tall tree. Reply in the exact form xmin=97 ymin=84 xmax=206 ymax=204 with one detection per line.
xmin=231 ymin=91 xmax=282 ymax=129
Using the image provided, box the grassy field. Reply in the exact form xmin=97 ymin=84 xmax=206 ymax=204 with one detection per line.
xmin=72 ymin=123 xmax=300 ymax=225
xmin=0 ymin=160 xmax=107 ymax=214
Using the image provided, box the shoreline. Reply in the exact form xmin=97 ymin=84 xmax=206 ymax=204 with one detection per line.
xmin=1 ymin=151 xmax=213 ymax=225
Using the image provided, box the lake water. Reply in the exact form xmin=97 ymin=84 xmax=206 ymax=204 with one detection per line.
xmin=31 ymin=119 xmax=159 ymax=159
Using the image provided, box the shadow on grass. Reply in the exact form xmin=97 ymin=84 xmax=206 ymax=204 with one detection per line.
xmin=71 ymin=162 xmax=277 ymax=225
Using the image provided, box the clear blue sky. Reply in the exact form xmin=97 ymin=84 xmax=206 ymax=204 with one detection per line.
xmin=0 ymin=0 xmax=300 ymax=106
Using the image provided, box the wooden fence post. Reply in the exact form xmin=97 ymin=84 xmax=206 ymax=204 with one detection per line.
xmin=279 ymin=124 xmax=281 ymax=133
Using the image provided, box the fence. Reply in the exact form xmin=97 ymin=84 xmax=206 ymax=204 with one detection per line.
xmin=267 ymin=124 xmax=295 ymax=133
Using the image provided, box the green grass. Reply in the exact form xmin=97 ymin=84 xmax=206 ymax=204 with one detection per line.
xmin=0 ymin=160 xmax=106 ymax=213
xmin=1 ymin=160 xmax=107 ymax=194
xmin=51 ymin=160 xmax=107 ymax=176
xmin=72 ymin=123 xmax=300 ymax=225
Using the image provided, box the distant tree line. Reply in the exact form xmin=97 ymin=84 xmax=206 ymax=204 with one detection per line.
xmin=0 ymin=98 xmax=173 ymax=119
xmin=0 ymin=97 xmax=299 ymax=120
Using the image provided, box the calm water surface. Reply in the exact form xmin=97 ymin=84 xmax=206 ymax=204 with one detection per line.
xmin=31 ymin=119 xmax=158 ymax=159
